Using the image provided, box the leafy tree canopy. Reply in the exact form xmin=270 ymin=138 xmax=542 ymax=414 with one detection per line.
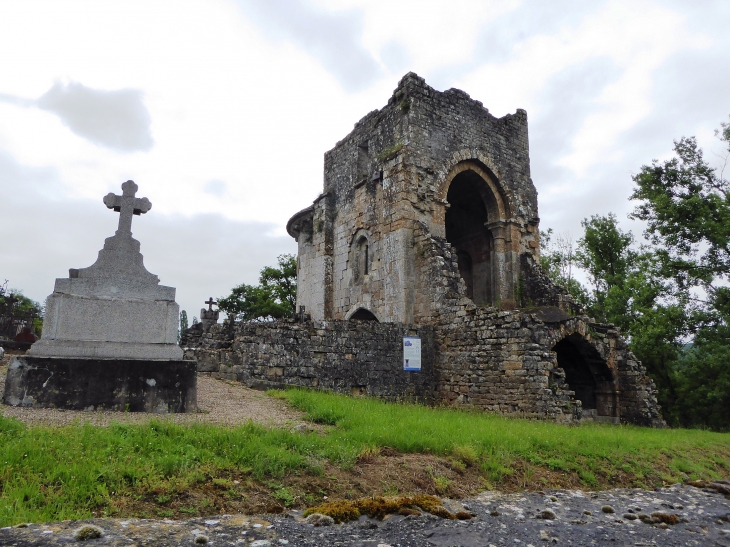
xmin=0 ymin=281 xmax=42 ymax=317
xmin=630 ymin=118 xmax=730 ymax=293
xmin=218 ymin=254 xmax=297 ymax=322
xmin=538 ymin=118 xmax=730 ymax=430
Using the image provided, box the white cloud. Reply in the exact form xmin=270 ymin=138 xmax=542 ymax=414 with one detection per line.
xmin=455 ymin=0 xmax=710 ymax=178
xmin=32 ymin=81 xmax=154 ymax=152
xmin=0 ymin=0 xmax=728 ymax=314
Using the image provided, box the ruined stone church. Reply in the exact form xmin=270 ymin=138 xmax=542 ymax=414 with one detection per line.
xmin=187 ymin=73 xmax=664 ymax=427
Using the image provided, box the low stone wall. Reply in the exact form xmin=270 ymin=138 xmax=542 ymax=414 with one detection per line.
xmin=433 ymin=299 xmax=576 ymax=422
xmin=183 ymin=307 xmax=665 ymax=427
xmin=183 ymin=320 xmax=435 ymax=402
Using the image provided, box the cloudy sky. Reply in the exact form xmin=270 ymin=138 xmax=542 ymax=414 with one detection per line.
xmin=1 ymin=0 xmax=728 ymax=319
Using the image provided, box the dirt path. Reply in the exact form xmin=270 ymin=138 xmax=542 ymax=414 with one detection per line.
xmin=0 ymin=354 xmax=309 ymax=429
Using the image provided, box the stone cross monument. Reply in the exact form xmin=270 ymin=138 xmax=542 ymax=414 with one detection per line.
xmin=103 ymin=180 xmax=152 ymax=235
xmin=4 ymin=180 xmax=195 ymax=413
xmin=29 ymin=180 xmax=182 ymax=360
xmin=200 ymin=297 xmax=219 ymax=330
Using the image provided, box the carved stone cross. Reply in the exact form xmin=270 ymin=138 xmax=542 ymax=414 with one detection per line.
xmin=103 ymin=180 xmax=152 ymax=236
xmin=205 ymin=297 xmax=217 ymax=311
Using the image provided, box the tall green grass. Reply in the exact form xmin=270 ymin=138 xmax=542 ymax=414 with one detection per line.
xmin=0 ymin=416 xmax=336 ymax=526
xmin=1 ymin=388 xmax=729 ymax=527
xmin=276 ymin=389 xmax=730 ymax=485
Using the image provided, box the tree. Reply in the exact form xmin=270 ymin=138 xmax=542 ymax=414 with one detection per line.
xmin=178 ymin=310 xmax=188 ymax=344
xmin=218 ymin=254 xmax=297 ymax=322
xmin=0 ymin=281 xmax=43 ymax=337
xmin=576 ymin=214 xmax=634 ymax=294
xmin=630 ymin=119 xmax=730 ymax=293
xmin=539 ymin=229 xmax=591 ymax=309
xmin=629 ymin=117 xmax=730 ymax=430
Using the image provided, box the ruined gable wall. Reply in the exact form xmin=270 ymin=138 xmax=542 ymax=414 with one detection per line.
xmin=301 ymin=72 xmax=543 ymax=322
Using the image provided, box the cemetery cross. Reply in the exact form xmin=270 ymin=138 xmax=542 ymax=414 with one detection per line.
xmin=103 ymin=180 xmax=152 ymax=236
xmin=205 ymin=297 xmax=217 ymax=311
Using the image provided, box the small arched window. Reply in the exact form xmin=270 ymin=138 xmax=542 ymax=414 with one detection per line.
xmin=355 ymin=235 xmax=369 ymax=283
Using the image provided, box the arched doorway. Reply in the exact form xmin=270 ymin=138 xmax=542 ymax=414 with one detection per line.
xmin=552 ymin=333 xmax=618 ymax=420
xmin=349 ymin=308 xmax=379 ymax=321
xmin=445 ymin=170 xmax=495 ymax=305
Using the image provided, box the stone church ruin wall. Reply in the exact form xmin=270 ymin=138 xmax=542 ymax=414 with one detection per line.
xmin=185 ymin=73 xmax=665 ymax=426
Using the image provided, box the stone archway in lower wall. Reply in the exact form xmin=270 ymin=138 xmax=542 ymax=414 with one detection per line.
xmin=347 ymin=308 xmax=379 ymax=321
xmin=552 ymin=332 xmax=620 ymax=423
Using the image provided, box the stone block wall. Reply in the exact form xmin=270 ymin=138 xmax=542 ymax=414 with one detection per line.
xmin=289 ymin=72 xmax=542 ymax=323
xmin=431 ymin=298 xmax=665 ymax=427
xmin=183 ymin=305 xmax=665 ymax=427
xmin=182 ymin=320 xmax=435 ymax=402
xmin=433 ymin=303 xmax=576 ymax=422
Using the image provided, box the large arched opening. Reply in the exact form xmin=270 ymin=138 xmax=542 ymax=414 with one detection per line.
xmin=445 ymin=168 xmax=501 ymax=305
xmin=552 ymin=333 xmax=618 ymax=420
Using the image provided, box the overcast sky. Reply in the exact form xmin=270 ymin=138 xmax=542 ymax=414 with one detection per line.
xmin=1 ymin=0 xmax=728 ymax=319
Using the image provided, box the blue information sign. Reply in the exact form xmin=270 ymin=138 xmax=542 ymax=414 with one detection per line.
xmin=403 ymin=337 xmax=421 ymax=371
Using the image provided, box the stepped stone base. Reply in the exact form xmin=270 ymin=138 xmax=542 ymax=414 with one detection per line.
xmin=3 ymin=356 xmax=196 ymax=413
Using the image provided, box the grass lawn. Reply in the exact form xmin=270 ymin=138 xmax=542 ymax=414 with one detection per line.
xmin=1 ymin=388 xmax=729 ymax=527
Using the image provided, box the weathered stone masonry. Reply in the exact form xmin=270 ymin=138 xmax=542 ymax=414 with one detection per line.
xmin=186 ymin=73 xmax=665 ymax=427
xmin=185 ymin=307 xmax=663 ymax=427
xmin=184 ymin=320 xmax=435 ymax=402
xmin=288 ymin=72 xmax=540 ymax=323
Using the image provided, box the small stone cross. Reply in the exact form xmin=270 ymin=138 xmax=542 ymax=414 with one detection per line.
xmin=205 ymin=297 xmax=217 ymax=311
xmin=103 ymin=180 xmax=152 ymax=236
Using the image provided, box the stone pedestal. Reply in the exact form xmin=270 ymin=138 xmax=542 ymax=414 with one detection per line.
xmin=3 ymin=180 xmax=195 ymax=413
xmin=3 ymin=356 xmax=196 ymax=412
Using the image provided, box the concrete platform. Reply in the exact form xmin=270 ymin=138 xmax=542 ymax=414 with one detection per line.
xmin=2 ymin=356 xmax=197 ymax=413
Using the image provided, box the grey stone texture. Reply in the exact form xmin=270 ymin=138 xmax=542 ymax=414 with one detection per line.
xmin=183 ymin=319 xmax=434 ymax=401
xmin=200 ymin=297 xmax=220 ymax=331
xmin=29 ymin=180 xmax=183 ymax=360
xmin=183 ymin=307 xmax=664 ymax=426
xmin=3 ymin=483 xmax=730 ymax=546
xmin=185 ymin=73 xmax=665 ymax=426
xmin=288 ymin=72 xmax=539 ymax=323
xmin=3 ymin=355 xmax=196 ymax=412
xmin=5 ymin=180 xmax=193 ymax=414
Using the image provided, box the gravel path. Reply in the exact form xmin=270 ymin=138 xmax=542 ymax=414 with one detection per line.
xmin=0 ymin=360 xmax=309 ymax=429
xmin=2 ymin=483 xmax=729 ymax=546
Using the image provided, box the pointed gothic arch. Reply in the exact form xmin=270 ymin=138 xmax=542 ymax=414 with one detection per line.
xmin=345 ymin=307 xmax=380 ymax=321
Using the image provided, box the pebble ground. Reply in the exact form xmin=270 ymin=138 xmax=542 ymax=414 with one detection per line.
xmin=1 ymin=484 xmax=729 ymax=546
